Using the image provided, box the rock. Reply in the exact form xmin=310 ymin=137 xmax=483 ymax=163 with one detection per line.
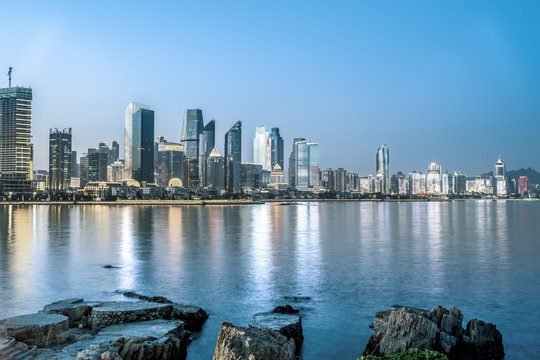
xmin=171 ymin=304 xmax=209 ymax=332
xmin=0 ymin=313 xmax=69 ymax=347
xmin=363 ymin=305 xmax=504 ymax=360
xmin=90 ymin=302 xmax=173 ymax=332
xmin=460 ymin=318 xmax=504 ymax=360
xmin=249 ymin=312 xmax=303 ymax=346
xmin=213 ymin=322 xmax=296 ymax=360
xmin=273 ymin=305 xmax=299 ymax=314
xmin=43 ymin=298 xmax=93 ymax=328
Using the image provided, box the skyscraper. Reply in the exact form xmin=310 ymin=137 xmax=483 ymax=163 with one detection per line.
xmin=288 ymin=138 xmax=305 ymax=187
xmin=80 ymin=151 xmax=107 ymax=188
xmin=157 ymin=140 xmax=185 ymax=188
xmin=199 ymin=120 xmax=215 ymax=187
xmin=181 ymin=109 xmax=204 ymax=187
xmin=111 ymin=140 xmax=120 ymax=163
xmin=376 ymin=144 xmax=390 ymax=194
xmin=518 ymin=176 xmax=529 ymax=194
xmin=207 ymin=146 xmax=224 ymax=191
xmin=49 ymin=128 xmax=72 ymax=191
xmin=225 ymin=121 xmax=242 ymax=193
xmin=290 ymin=139 xmax=319 ymax=189
xmin=270 ymin=127 xmax=284 ymax=170
xmin=71 ymin=151 xmax=79 ymax=178
xmin=493 ymin=155 xmax=507 ymax=196
xmin=253 ymin=126 xmax=271 ymax=171
xmin=426 ymin=162 xmax=442 ymax=194
xmin=0 ymin=86 xmax=33 ymax=193
xmin=124 ymin=102 xmax=154 ymax=183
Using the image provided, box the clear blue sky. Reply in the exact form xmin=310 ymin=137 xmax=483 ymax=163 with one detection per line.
xmin=2 ymin=1 xmax=539 ymax=176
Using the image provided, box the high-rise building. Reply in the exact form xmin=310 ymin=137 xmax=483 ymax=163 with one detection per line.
xmin=108 ymin=161 xmax=124 ymax=183
xmin=290 ymin=139 xmax=319 ymax=189
xmin=408 ymin=171 xmax=422 ymax=195
xmin=0 ymin=86 xmax=33 ymax=193
xmin=270 ymin=128 xmax=284 ymax=170
xmin=241 ymin=163 xmax=263 ymax=190
xmin=442 ymin=171 xmax=450 ymax=195
xmin=454 ymin=172 xmax=467 ymax=194
xmin=335 ymin=168 xmax=347 ymax=192
xmin=225 ymin=121 xmax=242 ymax=193
xmin=253 ymin=126 xmax=271 ymax=171
xmin=322 ymin=168 xmax=335 ymax=191
xmin=199 ymin=120 xmax=215 ymax=187
xmin=391 ymin=171 xmax=407 ymax=195
xmin=426 ymin=162 xmax=442 ymax=194
xmin=111 ymin=140 xmax=120 ymax=163
xmin=181 ymin=109 xmax=204 ymax=188
xmin=207 ymin=146 xmax=224 ymax=191
xmin=49 ymin=128 xmax=72 ymax=191
xmin=376 ymin=144 xmax=390 ymax=194
xmin=157 ymin=140 xmax=185 ymax=188
xmin=493 ymin=156 xmax=507 ymax=196
xmin=124 ymin=102 xmax=154 ymax=183
xmin=80 ymin=152 xmax=107 ymax=188
xmin=518 ymin=176 xmax=529 ymax=194
xmin=71 ymin=151 xmax=79 ymax=178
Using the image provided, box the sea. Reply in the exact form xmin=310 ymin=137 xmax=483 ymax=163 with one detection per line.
xmin=0 ymin=201 xmax=539 ymax=359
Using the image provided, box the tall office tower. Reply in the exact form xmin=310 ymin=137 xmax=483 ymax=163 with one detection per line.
xmin=493 ymin=155 xmax=507 ymax=196
xmin=88 ymin=147 xmax=98 ymax=154
xmin=376 ymin=144 xmax=390 ymax=194
xmin=322 ymin=168 xmax=335 ymax=191
xmin=79 ymin=152 xmax=107 ymax=188
xmin=442 ymin=171 xmax=450 ymax=195
xmin=290 ymin=139 xmax=319 ymax=189
xmin=124 ymin=102 xmax=154 ymax=183
xmin=181 ymin=109 xmax=204 ymax=187
xmin=408 ymin=171 xmax=422 ymax=195
xmin=270 ymin=128 xmax=284 ymax=170
xmin=288 ymin=138 xmax=304 ymax=187
xmin=453 ymin=172 xmax=467 ymax=194
xmin=335 ymin=168 xmax=347 ymax=192
xmin=270 ymin=164 xmax=285 ymax=184
xmin=253 ymin=126 xmax=271 ymax=171
xmin=98 ymin=142 xmax=111 ymax=165
xmin=48 ymin=128 xmax=72 ymax=191
xmin=241 ymin=163 xmax=263 ymax=190
xmin=426 ymin=162 xmax=442 ymax=194
xmin=0 ymin=85 xmax=33 ymax=193
xmin=391 ymin=171 xmax=406 ymax=194
xmin=225 ymin=121 xmax=242 ymax=193
xmin=157 ymin=140 xmax=185 ymax=188
xmin=111 ymin=140 xmax=120 ymax=163
xmin=518 ymin=176 xmax=529 ymax=194
xmin=346 ymin=173 xmax=359 ymax=191
xmin=199 ymin=120 xmax=215 ymax=187
xmin=71 ymin=151 xmax=79 ymax=178
xmin=207 ymin=146 xmax=224 ymax=190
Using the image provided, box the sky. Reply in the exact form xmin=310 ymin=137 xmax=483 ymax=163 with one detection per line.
xmin=2 ymin=1 xmax=539 ymax=176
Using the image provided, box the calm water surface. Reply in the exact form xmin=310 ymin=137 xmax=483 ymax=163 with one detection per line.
xmin=0 ymin=201 xmax=539 ymax=359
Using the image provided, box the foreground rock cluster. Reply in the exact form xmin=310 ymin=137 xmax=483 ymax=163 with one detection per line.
xmin=363 ymin=305 xmax=504 ymax=360
xmin=0 ymin=295 xmax=207 ymax=360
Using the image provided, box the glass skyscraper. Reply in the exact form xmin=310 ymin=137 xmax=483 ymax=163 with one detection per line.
xmin=225 ymin=121 xmax=242 ymax=193
xmin=181 ymin=109 xmax=204 ymax=187
xmin=376 ymin=144 xmax=390 ymax=194
xmin=270 ymin=127 xmax=284 ymax=170
xmin=199 ymin=119 xmax=215 ymax=187
xmin=157 ymin=140 xmax=185 ymax=188
xmin=253 ymin=126 xmax=271 ymax=171
xmin=290 ymin=138 xmax=319 ymax=189
xmin=0 ymin=86 xmax=33 ymax=193
xmin=48 ymin=128 xmax=72 ymax=191
xmin=124 ymin=102 xmax=154 ymax=183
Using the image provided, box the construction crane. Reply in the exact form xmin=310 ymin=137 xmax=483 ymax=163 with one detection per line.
xmin=8 ymin=67 xmax=12 ymax=87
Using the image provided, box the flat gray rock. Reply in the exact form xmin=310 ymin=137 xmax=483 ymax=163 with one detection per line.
xmin=249 ymin=312 xmax=303 ymax=346
xmin=0 ymin=313 xmax=68 ymax=327
xmin=91 ymin=301 xmax=171 ymax=313
xmin=0 ymin=313 xmax=69 ymax=347
xmin=99 ymin=319 xmax=184 ymax=338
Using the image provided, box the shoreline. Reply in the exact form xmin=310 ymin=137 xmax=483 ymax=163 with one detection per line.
xmin=0 ymin=198 xmax=525 ymax=206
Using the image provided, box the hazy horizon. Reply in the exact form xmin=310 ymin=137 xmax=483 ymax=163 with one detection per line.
xmin=2 ymin=1 xmax=539 ymax=176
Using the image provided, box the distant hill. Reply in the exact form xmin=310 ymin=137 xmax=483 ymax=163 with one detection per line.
xmin=480 ymin=168 xmax=540 ymax=184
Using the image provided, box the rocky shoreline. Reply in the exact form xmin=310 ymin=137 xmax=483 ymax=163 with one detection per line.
xmin=0 ymin=296 xmax=503 ymax=360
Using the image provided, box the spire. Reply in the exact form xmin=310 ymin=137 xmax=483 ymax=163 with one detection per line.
xmin=209 ymin=146 xmax=221 ymax=157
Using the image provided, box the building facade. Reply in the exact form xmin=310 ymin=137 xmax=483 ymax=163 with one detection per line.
xmin=157 ymin=141 xmax=184 ymax=188
xmin=376 ymin=144 xmax=390 ymax=194
xmin=198 ymin=120 xmax=215 ymax=187
xmin=124 ymin=102 xmax=154 ymax=183
xmin=253 ymin=126 xmax=271 ymax=171
xmin=270 ymin=127 xmax=284 ymax=170
xmin=225 ymin=121 xmax=242 ymax=193
xmin=49 ymin=128 xmax=72 ymax=191
xmin=181 ymin=109 xmax=204 ymax=187
xmin=0 ymin=86 xmax=33 ymax=193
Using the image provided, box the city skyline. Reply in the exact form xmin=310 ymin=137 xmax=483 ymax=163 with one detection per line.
xmin=2 ymin=1 xmax=539 ymax=175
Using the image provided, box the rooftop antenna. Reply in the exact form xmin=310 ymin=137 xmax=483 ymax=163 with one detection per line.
xmin=8 ymin=67 xmax=12 ymax=88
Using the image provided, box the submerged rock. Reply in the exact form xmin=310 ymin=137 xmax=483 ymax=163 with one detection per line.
xmin=363 ymin=305 xmax=504 ymax=360
xmin=273 ymin=305 xmax=299 ymax=314
xmin=212 ymin=322 xmax=296 ymax=360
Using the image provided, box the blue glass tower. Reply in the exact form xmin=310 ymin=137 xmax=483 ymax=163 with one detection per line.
xmin=225 ymin=121 xmax=242 ymax=193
